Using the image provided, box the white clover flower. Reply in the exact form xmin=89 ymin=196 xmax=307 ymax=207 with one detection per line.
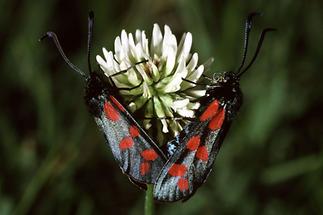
xmin=96 ymin=24 xmax=209 ymax=138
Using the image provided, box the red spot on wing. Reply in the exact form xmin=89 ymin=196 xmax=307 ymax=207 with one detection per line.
xmin=199 ymin=100 xmax=220 ymax=121
xmin=141 ymin=149 xmax=159 ymax=161
xmin=196 ymin=145 xmax=209 ymax=161
xmin=186 ymin=136 xmax=201 ymax=151
xmin=208 ymin=108 xmax=225 ymax=130
xmin=104 ymin=101 xmax=120 ymax=121
xmin=168 ymin=164 xmax=187 ymax=177
xmin=177 ymin=178 xmax=189 ymax=191
xmin=129 ymin=125 xmax=140 ymax=138
xmin=110 ymin=96 xmax=125 ymax=112
xmin=140 ymin=162 xmax=151 ymax=175
xmin=119 ymin=137 xmax=134 ymax=150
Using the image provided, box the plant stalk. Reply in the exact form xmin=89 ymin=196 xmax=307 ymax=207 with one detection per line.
xmin=145 ymin=184 xmax=154 ymax=215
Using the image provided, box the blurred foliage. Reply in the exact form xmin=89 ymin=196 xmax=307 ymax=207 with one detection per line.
xmin=1 ymin=0 xmax=323 ymax=214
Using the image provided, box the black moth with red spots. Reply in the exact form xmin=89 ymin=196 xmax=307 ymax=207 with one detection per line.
xmin=41 ymin=12 xmax=167 ymax=186
xmin=41 ymin=12 xmax=274 ymax=202
xmin=153 ymin=13 xmax=274 ymax=202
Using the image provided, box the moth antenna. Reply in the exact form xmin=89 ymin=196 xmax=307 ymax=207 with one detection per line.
xmin=238 ymin=28 xmax=276 ymax=77
xmin=40 ymin=32 xmax=86 ymax=78
xmin=236 ymin=12 xmax=261 ymax=74
xmin=87 ymin=11 xmax=94 ymax=74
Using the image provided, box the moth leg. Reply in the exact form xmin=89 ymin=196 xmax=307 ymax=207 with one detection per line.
xmin=177 ymin=86 xmax=200 ymax=93
xmin=118 ymin=78 xmax=144 ymax=91
xmin=144 ymin=116 xmax=195 ymax=121
xmin=182 ymin=78 xmax=206 ymax=86
xmin=110 ymin=59 xmax=149 ymax=78
xmin=108 ymin=59 xmax=147 ymax=90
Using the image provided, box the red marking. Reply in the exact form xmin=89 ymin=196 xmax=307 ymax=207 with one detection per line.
xmin=196 ymin=145 xmax=209 ymax=161
xmin=110 ymin=96 xmax=125 ymax=112
xmin=104 ymin=101 xmax=120 ymax=121
xmin=168 ymin=164 xmax=187 ymax=177
xmin=199 ymin=100 xmax=220 ymax=121
xmin=177 ymin=178 xmax=189 ymax=191
xmin=119 ymin=137 xmax=134 ymax=150
xmin=186 ymin=136 xmax=201 ymax=151
xmin=129 ymin=125 xmax=140 ymax=138
xmin=141 ymin=149 xmax=159 ymax=161
xmin=140 ymin=162 xmax=150 ymax=175
xmin=208 ymin=108 xmax=225 ymax=130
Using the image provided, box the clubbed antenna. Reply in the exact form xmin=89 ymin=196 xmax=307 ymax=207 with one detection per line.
xmin=237 ymin=28 xmax=276 ymax=77
xmin=87 ymin=11 xmax=94 ymax=74
xmin=236 ymin=12 xmax=261 ymax=73
xmin=40 ymin=32 xmax=86 ymax=78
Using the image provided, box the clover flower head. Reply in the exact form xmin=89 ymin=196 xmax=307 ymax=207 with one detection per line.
xmin=96 ymin=24 xmax=209 ymax=138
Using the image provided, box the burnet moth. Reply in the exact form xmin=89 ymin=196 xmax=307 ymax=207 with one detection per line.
xmin=153 ymin=13 xmax=275 ymax=202
xmin=41 ymin=12 xmax=274 ymax=202
xmin=40 ymin=12 xmax=167 ymax=185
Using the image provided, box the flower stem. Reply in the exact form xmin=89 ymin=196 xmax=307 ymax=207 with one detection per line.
xmin=145 ymin=184 xmax=154 ymax=215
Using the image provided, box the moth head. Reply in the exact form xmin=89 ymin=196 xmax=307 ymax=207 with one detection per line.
xmin=207 ymin=71 xmax=240 ymax=94
xmin=212 ymin=71 xmax=239 ymax=87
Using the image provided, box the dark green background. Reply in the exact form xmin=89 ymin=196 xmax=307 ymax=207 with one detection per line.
xmin=1 ymin=0 xmax=322 ymax=214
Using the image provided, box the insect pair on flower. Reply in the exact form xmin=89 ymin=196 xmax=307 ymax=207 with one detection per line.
xmin=41 ymin=11 xmax=274 ymax=202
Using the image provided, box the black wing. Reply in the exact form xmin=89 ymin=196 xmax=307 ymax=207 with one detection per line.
xmin=87 ymin=90 xmax=167 ymax=184
xmin=154 ymin=99 xmax=231 ymax=201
